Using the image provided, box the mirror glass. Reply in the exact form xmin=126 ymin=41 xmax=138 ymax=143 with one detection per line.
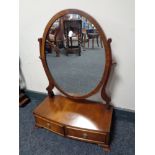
xmin=45 ymin=13 xmax=106 ymax=96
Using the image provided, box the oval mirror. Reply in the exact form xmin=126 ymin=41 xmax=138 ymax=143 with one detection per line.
xmin=42 ymin=9 xmax=111 ymax=98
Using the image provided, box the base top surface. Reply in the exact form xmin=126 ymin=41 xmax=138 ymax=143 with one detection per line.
xmin=33 ymin=95 xmax=113 ymax=132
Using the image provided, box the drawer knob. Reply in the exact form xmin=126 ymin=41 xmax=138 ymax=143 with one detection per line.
xmin=83 ymin=133 xmax=88 ymax=138
xmin=46 ymin=123 xmax=51 ymax=128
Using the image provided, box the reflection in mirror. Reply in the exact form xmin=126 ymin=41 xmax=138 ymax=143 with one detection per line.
xmin=45 ymin=13 xmax=105 ymax=96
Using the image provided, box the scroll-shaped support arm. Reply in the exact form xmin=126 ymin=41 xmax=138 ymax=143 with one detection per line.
xmin=101 ymin=38 xmax=116 ymax=109
xmin=38 ymin=38 xmax=55 ymax=97
xmin=46 ymin=85 xmax=55 ymax=97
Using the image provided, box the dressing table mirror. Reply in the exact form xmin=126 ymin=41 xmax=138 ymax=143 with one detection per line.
xmin=33 ymin=9 xmax=115 ymax=152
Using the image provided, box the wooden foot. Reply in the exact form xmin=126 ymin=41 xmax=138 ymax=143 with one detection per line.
xmin=98 ymin=144 xmax=110 ymax=152
xmin=34 ymin=124 xmax=42 ymax=129
xmin=104 ymin=152 xmax=109 ymax=155
xmin=103 ymin=146 xmax=110 ymax=152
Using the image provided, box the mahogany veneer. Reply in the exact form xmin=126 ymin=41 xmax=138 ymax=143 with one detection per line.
xmin=34 ymin=9 xmax=115 ymax=152
xmin=33 ymin=95 xmax=113 ymax=151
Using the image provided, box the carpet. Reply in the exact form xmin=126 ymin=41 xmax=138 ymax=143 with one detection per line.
xmin=46 ymin=42 xmax=105 ymax=95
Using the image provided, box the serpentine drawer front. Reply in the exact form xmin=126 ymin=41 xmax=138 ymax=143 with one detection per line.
xmin=33 ymin=96 xmax=113 ymax=151
xmin=65 ymin=126 xmax=106 ymax=144
xmin=34 ymin=115 xmax=64 ymax=136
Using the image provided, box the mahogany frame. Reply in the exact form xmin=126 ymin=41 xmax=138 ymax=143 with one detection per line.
xmin=38 ymin=9 xmax=113 ymax=105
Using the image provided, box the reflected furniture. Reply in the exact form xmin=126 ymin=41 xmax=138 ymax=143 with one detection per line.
xmin=33 ymin=9 xmax=115 ymax=153
xmin=86 ymin=29 xmax=103 ymax=48
xmin=45 ymin=28 xmax=60 ymax=57
xmin=63 ymin=20 xmax=82 ymax=56
xmin=87 ymin=32 xmax=99 ymax=48
xmin=82 ymin=28 xmax=87 ymax=50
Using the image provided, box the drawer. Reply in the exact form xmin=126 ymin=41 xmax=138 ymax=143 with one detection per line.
xmin=65 ymin=126 xmax=106 ymax=143
xmin=34 ymin=115 xmax=64 ymax=136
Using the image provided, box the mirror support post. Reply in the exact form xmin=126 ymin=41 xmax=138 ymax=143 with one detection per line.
xmin=38 ymin=38 xmax=55 ymax=98
xmin=101 ymin=38 xmax=113 ymax=109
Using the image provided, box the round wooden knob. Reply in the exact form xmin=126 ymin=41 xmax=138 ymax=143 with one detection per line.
xmin=46 ymin=123 xmax=51 ymax=128
xmin=83 ymin=133 xmax=88 ymax=138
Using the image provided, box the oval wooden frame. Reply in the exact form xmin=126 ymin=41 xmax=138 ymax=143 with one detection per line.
xmin=39 ymin=9 xmax=112 ymax=102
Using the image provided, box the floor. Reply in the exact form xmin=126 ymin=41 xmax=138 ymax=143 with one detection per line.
xmin=46 ymin=41 xmax=105 ymax=95
xmin=20 ymin=92 xmax=135 ymax=155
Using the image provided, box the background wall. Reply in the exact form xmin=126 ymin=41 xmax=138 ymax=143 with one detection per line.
xmin=19 ymin=0 xmax=135 ymax=110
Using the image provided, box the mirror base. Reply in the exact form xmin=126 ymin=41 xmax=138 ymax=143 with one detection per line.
xmin=33 ymin=95 xmax=113 ymax=152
